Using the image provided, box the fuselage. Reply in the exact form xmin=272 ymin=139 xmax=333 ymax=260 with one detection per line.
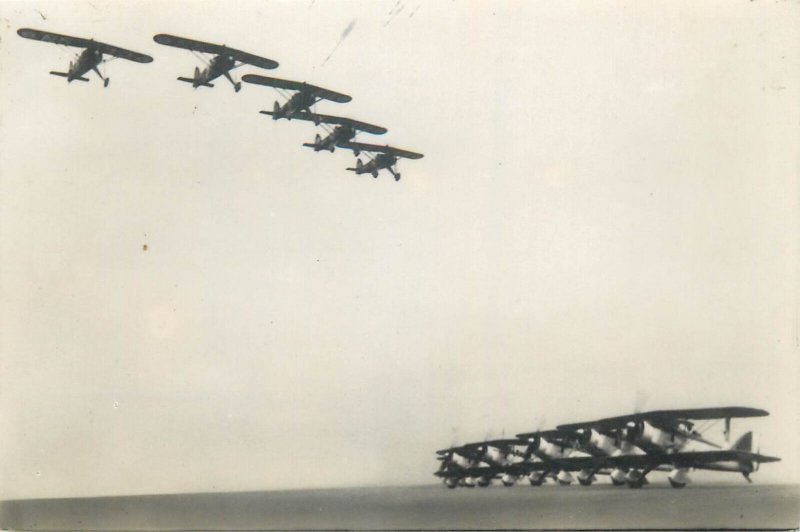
xmin=629 ymin=421 xmax=690 ymax=453
xmin=315 ymin=126 xmax=355 ymax=151
xmin=275 ymin=89 xmax=316 ymax=120
xmin=353 ymin=154 xmax=396 ymax=175
xmin=198 ymin=54 xmax=235 ymax=84
xmin=68 ymin=46 xmax=102 ymax=81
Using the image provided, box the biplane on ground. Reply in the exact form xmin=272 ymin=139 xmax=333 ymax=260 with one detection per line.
xmin=153 ymin=34 xmax=278 ymax=92
xmin=280 ymin=113 xmax=387 ymax=153
xmin=17 ymin=28 xmax=152 ymax=87
xmin=243 ymin=74 xmax=351 ymax=121
xmin=341 ymin=142 xmax=424 ymax=181
xmin=437 ymin=407 xmax=778 ymax=489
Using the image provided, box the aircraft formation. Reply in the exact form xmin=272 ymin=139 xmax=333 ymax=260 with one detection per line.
xmin=436 ymin=407 xmax=780 ymax=489
xmin=16 ymin=28 xmax=423 ymax=182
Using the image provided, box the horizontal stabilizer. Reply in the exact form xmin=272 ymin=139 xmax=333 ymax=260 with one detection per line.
xmin=177 ymin=77 xmax=213 ymax=87
xmin=301 ymin=143 xmax=318 ymax=149
xmin=49 ymin=71 xmax=69 ymax=77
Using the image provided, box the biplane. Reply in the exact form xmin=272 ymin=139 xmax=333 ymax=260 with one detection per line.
xmin=17 ymin=28 xmax=152 ymax=87
xmin=536 ymin=431 xmax=779 ymax=488
xmin=436 ymin=439 xmax=529 ymax=488
xmin=342 ymin=142 xmax=424 ymax=181
xmin=556 ymin=406 xmax=769 ymax=454
xmin=436 ymin=406 xmax=779 ymax=489
xmin=286 ymin=113 xmax=387 ymax=153
xmin=242 ymin=74 xmax=351 ymax=121
xmin=153 ymin=34 xmax=278 ymax=92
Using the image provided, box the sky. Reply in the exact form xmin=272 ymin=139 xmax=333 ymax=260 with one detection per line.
xmin=0 ymin=0 xmax=798 ymax=499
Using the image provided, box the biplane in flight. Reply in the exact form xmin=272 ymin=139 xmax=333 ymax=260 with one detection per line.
xmin=274 ymin=112 xmax=388 ymax=152
xmin=343 ymin=142 xmax=424 ymax=181
xmin=17 ymin=28 xmax=153 ymax=87
xmin=436 ymin=406 xmax=779 ymax=489
xmin=153 ymin=34 xmax=278 ymax=92
xmin=242 ymin=74 xmax=352 ymax=121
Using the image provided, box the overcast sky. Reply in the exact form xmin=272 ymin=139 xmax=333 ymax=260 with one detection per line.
xmin=0 ymin=0 xmax=798 ymax=499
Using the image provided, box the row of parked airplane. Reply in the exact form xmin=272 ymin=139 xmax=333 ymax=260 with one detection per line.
xmin=436 ymin=407 xmax=780 ymax=489
xmin=16 ymin=28 xmax=423 ymax=181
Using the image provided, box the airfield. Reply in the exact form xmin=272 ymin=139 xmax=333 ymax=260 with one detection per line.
xmin=1 ymin=482 xmax=798 ymax=530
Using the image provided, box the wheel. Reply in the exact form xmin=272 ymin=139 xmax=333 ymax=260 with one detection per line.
xmin=627 ymin=478 xmax=645 ymax=489
xmin=668 ymin=478 xmax=686 ymax=489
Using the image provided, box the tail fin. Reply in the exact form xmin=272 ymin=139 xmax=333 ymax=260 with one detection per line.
xmin=194 ymin=66 xmax=200 ymax=79
xmin=731 ymin=431 xmax=754 ymax=483
xmin=357 ymin=159 xmax=363 ymax=170
xmin=731 ymin=431 xmax=752 ymax=452
xmin=315 ymin=133 xmax=321 ymax=144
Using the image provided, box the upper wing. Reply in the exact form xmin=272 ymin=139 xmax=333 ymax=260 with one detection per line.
xmin=94 ymin=42 xmax=153 ymax=63
xmin=18 ymin=29 xmax=152 ymax=63
xmin=242 ymin=75 xmax=352 ymax=103
xmin=153 ymin=34 xmax=277 ymax=69
xmin=340 ymin=142 xmax=424 ymax=159
xmin=558 ymin=406 xmax=769 ymax=432
xmin=291 ymin=113 xmax=387 ymax=135
xmin=154 ymin=34 xmax=227 ymax=55
xmin=516 ymin=429 xmax=569 ymax=441
xmin=333 ymin=116 xmax=387 ymax=135
xmin=18 ymin=28 xmax=93 ymax=48
xmin=229 ymin=49 xmax=278 ymax=70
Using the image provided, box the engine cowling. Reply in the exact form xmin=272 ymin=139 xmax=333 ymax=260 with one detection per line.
xmin=501 ymin=474 xmax=516 ymax=487
xmin=444 ymin=477 xmax=458 ymax=489
xmin=477 ymin=476 xmax=492 ymax=487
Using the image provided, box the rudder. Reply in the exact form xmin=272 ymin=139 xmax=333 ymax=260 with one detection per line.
xmin=731 ymin=431 xmax=752 ymax=452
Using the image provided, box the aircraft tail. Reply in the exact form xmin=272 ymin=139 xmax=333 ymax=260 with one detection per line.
xmin=177 ymin=76 xmax=213 ymax=88
xmin=346 ymin=159 xmax=363 ymax=172
xmin=730 ymin=431 xmax=755 ymax=482
xmin=50 ymin=71 xmax=89 ymax=82
xmin=730 ymin=431 xmax=752 ymax=452
xmin=194 ymin=66 xmax=200 ymax=79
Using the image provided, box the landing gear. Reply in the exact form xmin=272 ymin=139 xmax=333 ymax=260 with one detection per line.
xmin=223 ymin=70 xmax=242 ymax=92
xmin=668 ymin=478 xmax=686 ymax=489
xmin=92 ymin=66 xmax=109 ymax=88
